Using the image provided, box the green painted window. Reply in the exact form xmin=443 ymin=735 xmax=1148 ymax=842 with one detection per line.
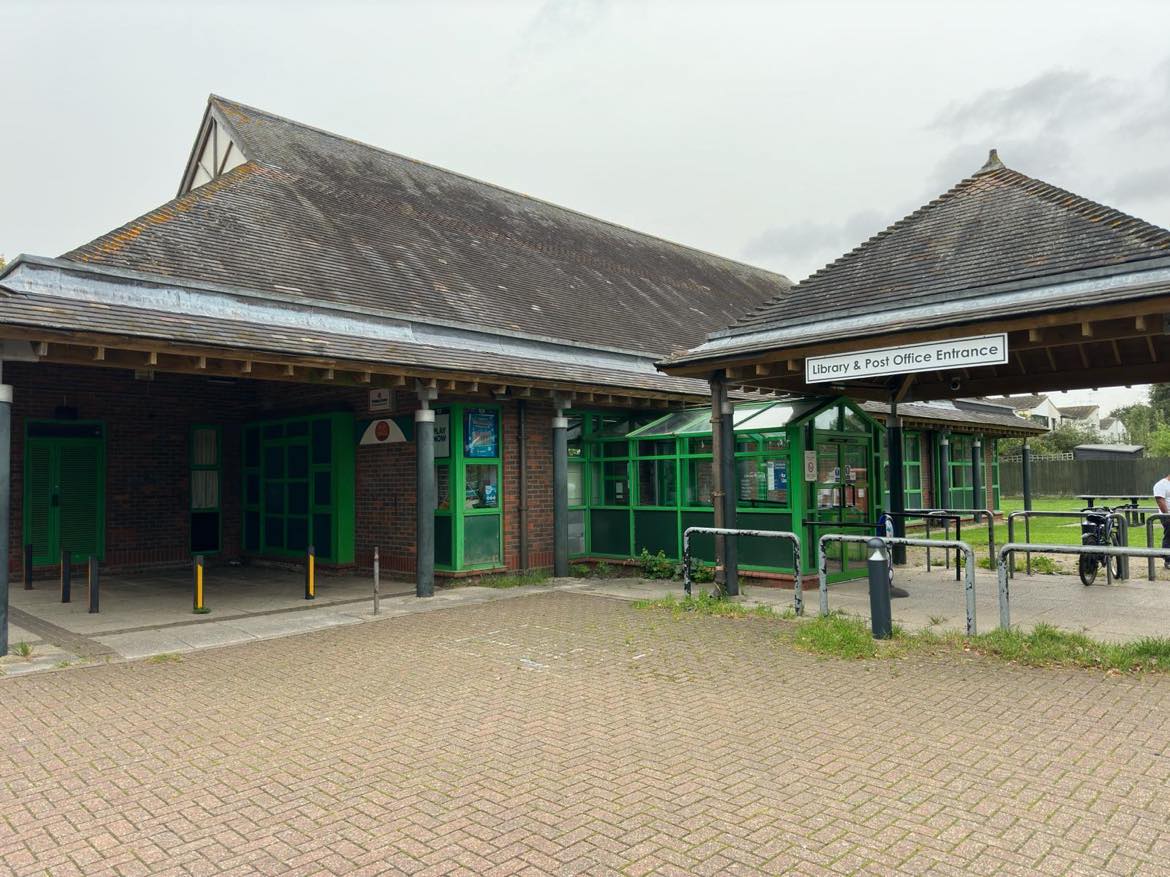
xmin=24 ymin=421 xmax=106 ymax=565
xmin=444 ymin=404 xmax=503 ymax=569
xmin=190 ymin=426 xmax=221 ymax=553
xmin=242 ymin=412 xmax=354 ymax=563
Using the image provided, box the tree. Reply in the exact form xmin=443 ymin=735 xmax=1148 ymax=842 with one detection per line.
xmin=1150 ymin=384 xmax=1170 ymax=424
xmin=1112 ymin=402 xmax=1160 ymax=446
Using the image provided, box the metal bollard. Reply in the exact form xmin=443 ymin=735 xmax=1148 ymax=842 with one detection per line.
xmin=60 ymin=550 xmax=71 ymax=603
xmin=373 ymin=547 xmax=380 ymax=615
xmin=23 ymin=544 xmax=33 ymax=590
xmin=867 ymin=537 xmax=893 ymax=639
xmin=305 ymin=544 xmax=316 ymax=600
xmin=87 ymin=555 xmax=99 ymax=614
xmin=193 ymin=554 xmax=208 ymax=613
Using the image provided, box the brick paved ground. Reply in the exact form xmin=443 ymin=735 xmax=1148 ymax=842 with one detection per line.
xmin=3 ymin=592 xmax=1170 ymax=876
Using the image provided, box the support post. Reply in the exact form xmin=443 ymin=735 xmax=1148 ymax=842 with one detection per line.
xmin=887 ymin=396 xmax=907 ymax=565
xmin=937 ymin=434 xmax=951 ymax=510
xmin=60 ymin=550 xmax=71 ymax=604
xmin=867 ymin=537 xmax=893 ymax=639
xmin=304 ymin=544 xmax=316 ymax=599
xmin=1021 ymin=440 xmax=1033 ymax=512
xmin=0 ymin=382 xmax=10 ymax=656
xmin=552 ymin=396 xmax=571 ymax=578
xmin=193 ymin=554 xmax=207 ymax=612
xmin=87 ymin=555 xmax=99 ymax=614
xmin=373 ymin=546 xmax=380 ymax=615
xmin=720 ymin=391 xmax=738 ymax=597
xmin=415 ymin=403 xmax=436 ymax=598
xmin=24 ymin=544 xmax=32 ymax=590
xmin=971 ymin=436 xmax=984 ymax=513
xmin=709 ymin=373 xmax=728 ymax=594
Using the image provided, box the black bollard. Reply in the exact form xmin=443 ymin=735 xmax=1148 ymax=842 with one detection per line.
xmin=867 ymin=537 xmax=893 ymax=639
xmin=60 ymin=550 xmax=71 ymax=603
xmin=88 ymin=555 xmax=99 ymax=614
xmin=24 ymin=544 xmax=32 ymax=590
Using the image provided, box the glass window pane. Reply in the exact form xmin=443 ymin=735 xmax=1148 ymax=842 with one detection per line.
xmin=191 ymin=470 xmax=219 ymax=510
xmin=465 ymin=464 xmax=499 ymax=510
xmin=736 ymin=437 xmax=760 ymax=453
xmin=287 ymin=517 xmax=308 ymax=551
xmin=286 ymin=420 xmax=309 ymax=437
xmin=738 ymin=458 xmax=788 ymax=506
xmin=288 ymin=444 xmax=309 ymax=478
xmin=569 ymin=509 xmax=586 ymax=554
xmin=192 ymin=428 xmax=218 ymax=466
xmin=568 ymin=462 xmax=585 ymax=506
xmin=313 ymin=513 xmax=332 ymax=559
xmin=289 ymin=482 xmax=309 ymax=515
xmin=638 ymin=439 xmax=674 ymax=457
xmin=265 ymin=483 xmax=285 ymax=514
xmin=592 ymin=460 xmax=629 ymax=506
xmin=688 ymin=437 xmax=713 ymax=455
xmin=637 ymin=459 xmax=676 ymax=506
xmin=244 ymin=510 xmax=260 ymax=551
xmin=436 ymin=465 xmax=451 ymax=511
xmin=246 ymin=473 xmax=260 ymax=506
xmin=600 ymin=441 xmax=629 ymax=459
xmin=263 ymin=423 xmax=284 ymax=440
xmin=463 ymin=408 xmax=499 ymax=458
xmin=264 ymin=445 xmax=284 ymax=479
xmin=842 ymin=409 xmax=868 ymax=433
xmin=313 ymin=471 xmax=331 ymax=507
xmin=265 ymin=515 xmax=284 ymax=548
xmin=312 ymin=418 xmax=332 ymax=465
xmin=814 ymin=408 xmax=840 ymax=431
xmin=686 ymin=459 xmax=713 ymax=507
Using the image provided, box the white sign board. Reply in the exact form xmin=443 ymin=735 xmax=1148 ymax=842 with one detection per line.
xmin=803 ymin=450 xmax=817 ymax=482
xmin=805 ymin=333 xmax=1008 ymax=383
xmin=433 ymin=413 xmax=450 ymax=459
xmin=359 ymin=418 xmax=407 ymax=446
xmin=368 ymin=388 xmax=393 ymax=412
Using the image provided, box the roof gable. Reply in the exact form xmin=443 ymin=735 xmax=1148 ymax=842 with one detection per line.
xmin=721 ymin=152 xmax=1170 ymax=337
xmin=66 ymin=95 xmax=789 ymax=357
xmin=179 ymin=105 xmax=247 ymax=195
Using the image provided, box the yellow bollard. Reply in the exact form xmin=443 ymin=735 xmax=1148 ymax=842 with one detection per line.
xmin=193 ymin=554 xmax=208 ymax=613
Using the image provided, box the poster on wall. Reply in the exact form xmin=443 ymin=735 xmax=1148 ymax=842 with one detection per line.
xmin=464 ymin=408 xmax=498 ymax=458
xmin=368 ymin=388 xmax=393 ymax=413
xmin=803 ymin=450 xmax=817 ymax=481
xmin=434 ymin=413 xmax=450 ymax=459
xmin=767 ymin=460 xmax=788 ymax=491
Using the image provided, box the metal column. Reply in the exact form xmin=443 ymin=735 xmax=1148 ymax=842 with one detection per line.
xmin=971 ymin=437 xmax=984 ymax=512
xmin=719 ymin=390 xmax=739 ymax=597
xmin=708 ymin=373 xmax=730 ymax=595
xmin=552 ymin=402 xmax=570 ymax=578
xmin=0 ymin=381 xmax=10 ymax=656
xmin=1021 ymin=440 xmax=1033 ymax=512
xmin=415 ymin=405 xmax=436 ymax=598
xmin=887 ymin=396 xmax=907 ymax=565
xmin=937 ymin=434 xmax=951 ymax=510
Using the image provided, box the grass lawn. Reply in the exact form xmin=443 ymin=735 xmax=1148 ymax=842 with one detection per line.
xmin=915 ymin=495 xmax=1162 ymax=550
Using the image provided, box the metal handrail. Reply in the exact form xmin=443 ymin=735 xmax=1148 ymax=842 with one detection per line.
xmin=1146 ymin=513 xmax=1170 ymax=580
xmin=817 ymin=533 xmax=978 ymax=635
xmin=1006 ymin=510 xmax=1130 ymax=580
xmin=681 ymin=527 xmax=803 ymax=614
xmin=996 ymin=542 xmax=1170 ymax=630
xmin=906 ymin=507 xmax=995 ymax=569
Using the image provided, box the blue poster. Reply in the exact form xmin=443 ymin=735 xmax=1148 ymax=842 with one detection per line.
xmin=464 ymin=409 xmax=498 ymax=458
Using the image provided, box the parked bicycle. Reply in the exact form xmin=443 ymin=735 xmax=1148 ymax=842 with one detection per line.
xmin=1079 ymin=506 xmax=1123 ymax=586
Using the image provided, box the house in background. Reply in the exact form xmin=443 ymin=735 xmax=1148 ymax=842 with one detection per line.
xmin=994 ymin=395 xmax=1063 ymax=429
xmin=1057 ymin=404 xmax=1101 ymax=431
xmin=1098 ymin=416 xmax=1129 ymax=442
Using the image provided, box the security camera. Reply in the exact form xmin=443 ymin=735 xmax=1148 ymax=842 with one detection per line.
xmin=949 ymin=377 xmax=962 ymax=392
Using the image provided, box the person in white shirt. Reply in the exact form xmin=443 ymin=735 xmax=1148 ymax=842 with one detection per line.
xmin=1154 ymin=475 xmax=1170 ymax=568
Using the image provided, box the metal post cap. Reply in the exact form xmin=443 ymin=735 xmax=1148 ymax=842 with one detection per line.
xmin=552 ymin=416 xmax=569 ymax=429
xmin=0 ymin=384 xmax=11 ymax=404
xmin=415 ymin=408 xmax=435 ymax=423
xmin=867 ymin=537 xmax=886 ymax=561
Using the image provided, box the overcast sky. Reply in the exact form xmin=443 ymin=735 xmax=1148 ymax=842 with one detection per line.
xmin=3 ymin=0 xmax=1169 ymax=413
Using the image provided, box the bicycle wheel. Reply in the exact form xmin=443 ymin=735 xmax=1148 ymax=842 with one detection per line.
xmin=1108 ymin=530 xmax=1123 ymax=580
xmin=1079 ymin=553 xmax=1099 ymax=586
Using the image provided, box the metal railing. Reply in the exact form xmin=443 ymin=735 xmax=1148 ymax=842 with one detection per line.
xmin=1006 ymin=510 xmax=1130 ymax=581
xmin=996 ymin=542 xmax=1170 ymax=630
xmin=1146 ymin=513 xmax=1170 ymax=580
xmin=682 ymin=527 xmax=802 ymax=614
xmin=818 ymin=534 xmax=978 ymax=635
xmin=906 ymin=507 xmax=996 ymax=570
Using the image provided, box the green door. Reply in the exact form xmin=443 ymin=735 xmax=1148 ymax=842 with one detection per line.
xmin=24 ymin=424 xmax=105 ymax=565
xmin=808 ymin=438 xmax=872 ymax=579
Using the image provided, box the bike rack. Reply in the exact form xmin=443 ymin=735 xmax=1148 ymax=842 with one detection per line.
xmin=1006 ymin=510 xmax=1130 ymax=581
xmin=681 ymin=527 xmax=803 ymax=614
xmin=889 ymin=511 xmax=961 ymax=580
xmin=906 ymin=507 xmax=996 ymax=571
xmin=1146 ymin=513 xmax=1170 ymax=580
xmin=996 ymin=542 xmax=1170 ymax=630
xmin=818 ymin=533 xmax=978 ymax=635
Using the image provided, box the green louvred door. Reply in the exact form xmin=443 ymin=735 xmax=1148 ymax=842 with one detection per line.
xmin=24 ymin=423 xmax=106 ymax=565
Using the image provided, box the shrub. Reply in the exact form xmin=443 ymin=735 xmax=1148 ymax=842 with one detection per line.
xmin=570 ymin=563 xmax=591 ymax=578
xmin=690 ymin=563 xmax=715 ymax=583
xmin=638 ymin=548 xmax=679 ymax=580
xmin=593 ymin=561 xmax=613 ymax=578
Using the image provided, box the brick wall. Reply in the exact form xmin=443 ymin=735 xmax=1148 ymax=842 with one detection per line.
xmin=3 ymin=363 xmax=559 ymax=578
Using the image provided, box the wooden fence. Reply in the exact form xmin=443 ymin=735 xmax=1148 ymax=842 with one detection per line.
xmin=1000 ymin=457 xmax=1170 ymax=497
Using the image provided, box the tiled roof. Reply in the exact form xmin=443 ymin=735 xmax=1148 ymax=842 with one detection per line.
xmin=860 ymin=400 xmax=1047 ymax=435
xmin=719 ymin=155 xmax=1170 ymax=338
xmin=65 ymin=96 xmax=789 ymax=358
xmin=996 ymin=394 xmax=1050 ymax=411
xmin=1057 ymin=404 xmax=1099 ymax=419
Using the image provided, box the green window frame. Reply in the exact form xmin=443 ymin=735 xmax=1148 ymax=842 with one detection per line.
xmin=456 ymin=404 xmax=503 ymax=570
xmin=190 ymin=425 xmax=222 ymax=554
xmin=242 ymin=412 xmax=354 ymax=564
